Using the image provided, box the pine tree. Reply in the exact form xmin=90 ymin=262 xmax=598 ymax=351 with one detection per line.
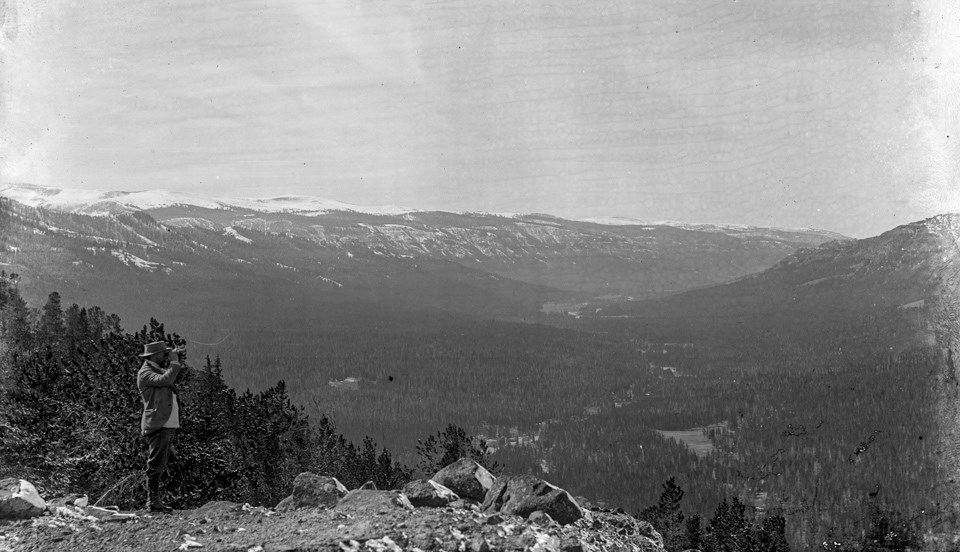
xmin=36 ymin=291 xmax=65 ymax=345
xmin=754 ymin=513 xmax=791 ymax=552
xmin=64 ymin=304 xmax=92 ymax=353
xmin=638 ymin=477 xmax=688 ymax=550
xmin=705 ymin=498 xmax=752 ymax=552
xmin=416 ymin=423 xmax=500 ymax=476
xmin=686 ymin=513 xmax=704 ymax=551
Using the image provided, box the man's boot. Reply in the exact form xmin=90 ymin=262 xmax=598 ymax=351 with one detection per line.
xmin=146 ymin=473 xmax=172 ymax=513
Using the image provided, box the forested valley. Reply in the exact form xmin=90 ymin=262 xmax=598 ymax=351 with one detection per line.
xmin=1 ymin=269 xmax=950 ymax=550
xmin=0 ymin=277 xmax=804 ymax=551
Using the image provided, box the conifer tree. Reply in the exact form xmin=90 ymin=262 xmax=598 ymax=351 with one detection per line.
xmin=416 ymin=423 xmax=500 ymax=476
xmin=705 ymin=498 xmax=752 ymax=552
xmin=638 ymin=477 xmax=688 ymax=550
xmin=36 ymin=291 xmax=65 ymax=345
xmin=686 ymin=513 xmax=704 ymax=551
xmin=754 ymin=513 xmax=791 ymax=552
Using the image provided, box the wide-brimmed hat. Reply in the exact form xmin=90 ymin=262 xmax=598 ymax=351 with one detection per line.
xmin=139 ymin=341 xmax=175 ymax=358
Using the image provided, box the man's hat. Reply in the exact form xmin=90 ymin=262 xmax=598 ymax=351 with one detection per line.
xmin=139 ymin=341 xmax=175 ymax=357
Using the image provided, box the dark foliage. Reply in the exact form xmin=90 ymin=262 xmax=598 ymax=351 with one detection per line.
xmin=638 ymin=477 xmax=688 ymax=550
xmin=859 ymin=505 xmax=922 ymax=552
xmin=0 ymin=284 xmax=410 ymax=508
xmin=415 ymin=423 xmax=501 ymax=477
xmin=641 ymin=478 xmax=790 ymax=552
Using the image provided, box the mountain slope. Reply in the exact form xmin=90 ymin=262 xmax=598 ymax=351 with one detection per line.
xmin=0 ymin=197 xmax=560 ymax=325
xmin=586 ymin=213 xmax=960 ymax=344
xmin=1 ymin=183 xmax=847 ymax=297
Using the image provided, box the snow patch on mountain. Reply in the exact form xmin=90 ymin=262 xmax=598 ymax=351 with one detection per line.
xmin=315 ymin=274 xmax=344 ymax=288
xmin=0 ymin=184 xmax=115 ymax=212
xmin=578 ymin=216 xmax=650 ymax=226
xmin=227 ymin=195 xmax=412 ymax=216
xmin=224 ymin=227 xmax=253 ymax=244
xmin=164 ymin=218 xmax=223 ymax=231
xmin=1 ymin=184 xmax=225 ymax=212
xmin=110 ymin=250 xmax=168 ymax=272
xmin=579 ymin=216 xmax=848 ymax=241
xmin=0 ymin=183 xmax=412 ymax=217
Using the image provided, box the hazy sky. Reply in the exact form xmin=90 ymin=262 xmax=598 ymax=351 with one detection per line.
xmin=1 ymin=0 xmax=957 ymax=237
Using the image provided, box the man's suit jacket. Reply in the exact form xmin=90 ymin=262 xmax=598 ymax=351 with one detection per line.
xmin=137 ymin=359 xmax=182 ymax=435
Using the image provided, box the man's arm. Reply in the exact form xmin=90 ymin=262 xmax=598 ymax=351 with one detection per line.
xmin=137 ymin=362 xmax=183 ymax=387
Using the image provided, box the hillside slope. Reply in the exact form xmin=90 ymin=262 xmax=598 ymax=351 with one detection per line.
xmin=587 ymin=212 xmax=960 ymax=348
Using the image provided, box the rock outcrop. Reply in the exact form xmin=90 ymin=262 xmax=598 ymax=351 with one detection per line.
xmin=431 ymin=458 xmax=496 ymax=502
xmin=401 ymin=479 xmax=459 ymax=508
xmin=274 ymin=472 xmax=348 ymax=512
xmin=0 ymin=478 xmax=46 ymax=520
xmin=481 ymin=474 xmax=584 ymax=525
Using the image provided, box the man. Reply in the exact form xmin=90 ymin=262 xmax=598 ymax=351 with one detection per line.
xmin=137 ymin=340 xmax=186 ymax=512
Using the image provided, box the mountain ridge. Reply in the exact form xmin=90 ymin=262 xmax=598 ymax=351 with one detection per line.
xmin=1 ymin=183 xmax=849 ymax=242
xmin=0 ymin=186 xmax=846 ymax=299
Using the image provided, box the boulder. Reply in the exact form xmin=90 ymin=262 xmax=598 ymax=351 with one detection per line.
xmin=275 ymin=472 xmax=348 ymax=512
xmin=334 ymin=490 xmax=414 ymax=514
xmin=431 ymin=458 xmax=496 ymax=502
xmin=401 ymin=479 xmax=459 ymax=508
xmin=481 ymin=475 xmax=583 ymax=525
xmin=0 ymin=478 xmax=46 ymax=520
xmin=275 ymin=495 xmax=295 ymax=511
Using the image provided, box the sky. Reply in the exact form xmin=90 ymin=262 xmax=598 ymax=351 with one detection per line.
xmin=0 ymin=0 xmax=957 ymax=238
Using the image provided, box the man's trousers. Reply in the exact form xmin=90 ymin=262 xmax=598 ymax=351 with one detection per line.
xmin=144 ymin=427 xmax=177 ymax=476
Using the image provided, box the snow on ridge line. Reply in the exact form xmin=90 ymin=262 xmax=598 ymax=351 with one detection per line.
xmin=1 ymin=183 xmax=110 ymax=210
xmin=0 ymin=184 xmax=224 ymax=211
xmin=229 ymin=195 xmax=414 ymax=216
xmin=578 ymin=216 xmax=848 ymax=239
xmin=0 ymin=184 xmax=849 ymax=238
xmin=0 ymin=184 xmax=413 ymax=217
xmin=579 ymin=216 xmax=791 ymax=230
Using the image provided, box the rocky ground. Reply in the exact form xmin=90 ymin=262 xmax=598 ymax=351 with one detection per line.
xmin=0 ymin=460 xmax=668 ymax=552
xmin=0 ymin=500 xmax=664 ymax=552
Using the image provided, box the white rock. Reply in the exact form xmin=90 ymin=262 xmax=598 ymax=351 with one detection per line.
xmin=0 ymin=479 xmax=46 ymax=520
